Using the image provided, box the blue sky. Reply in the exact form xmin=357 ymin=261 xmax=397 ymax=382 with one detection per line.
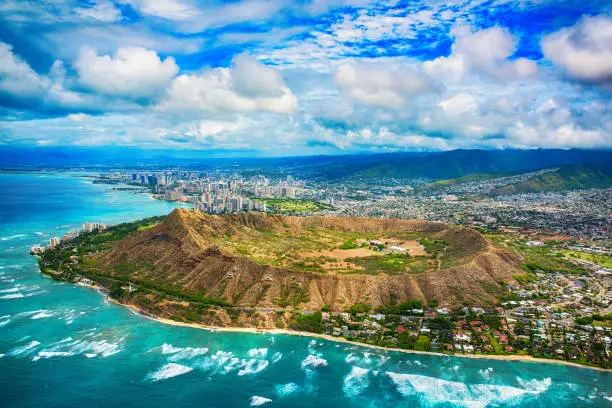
xmin=0 ymin=0 xmax=611 ymax=155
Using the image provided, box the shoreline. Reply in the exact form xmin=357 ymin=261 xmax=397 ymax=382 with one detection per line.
xmin=99 ymin=295 xmax=612 ymax=373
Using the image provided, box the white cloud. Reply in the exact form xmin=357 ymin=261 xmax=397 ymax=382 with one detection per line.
xmin=424 ymin=26 xmax=538 ymax=83
xmin=159 ymin=55 xmax=298 ymax=114
xmin=0 ymin=42 xmax=47 ymax=97
xmin=0 ymin=42 xmax=84 ymax=109
xmin=75 ymin=47 xmax=179 ymax=99
xmin=508 ymin=122 xmax=607 ymax=148
xmin=74 ymin=1 xmax=122 ymax=22
xmin=231 ymin=54 xmax=287 ymax=98
xmin=541 ymin=16 xmax=612 ymax=87
xmin=67 ymin=113 xmax=91 ymax=122
xmin=120 ymin=0 xmax=198 ymax=20
xmin=121 ymin=0 xmax=287 ymax=32
xmin=334 ymin=59 xmax=433 ymax=108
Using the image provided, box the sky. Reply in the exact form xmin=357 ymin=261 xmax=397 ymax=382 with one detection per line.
xmin=0 ymin=0 xmax=611 ymax=156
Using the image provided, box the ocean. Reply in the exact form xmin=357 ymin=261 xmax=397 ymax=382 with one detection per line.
xmin=0 ymin=172 xmax=609 ymax=407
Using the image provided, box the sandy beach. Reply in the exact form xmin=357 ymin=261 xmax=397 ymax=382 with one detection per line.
xmin=98 ymin=294 xmax=612 ymax=373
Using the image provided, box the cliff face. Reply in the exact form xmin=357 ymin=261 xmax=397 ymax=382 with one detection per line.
xmin=92 ymin=209 xmax=520 ymax=309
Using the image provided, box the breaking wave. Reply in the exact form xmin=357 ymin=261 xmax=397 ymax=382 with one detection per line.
xmin=478 ymin=367 xmax=493 ymax=380
xmin=343 ymin=366 xmax=370 ymax=397
xmin=9 ymin=340 xmax=41 ymax=356
xmin=194 ymin=350 xmax=269 ymax=377
xmin=249 ymin=396 xmax=272 ymax=406
xmin=237 ymin=359 xmax=269 ymax=376
xmin=301 ymin=354 xmax=328 ymax=370
xmin=275 ymin=382 xmax=300 ymax=397
xmin=386 ymin=371 xmax=550 ymax=408
xmin=247 ymin=348 xmax=268 ymax=358
xmin=271 ymin=352 xmax=282 ymax=364
xmin=147 ymin=363 xmax=193 ymax=382
xmin=516 ymin=377 xmax=552 ymax=393
xmin=154 ymin=343 xmax=209 ymax=361
xmin=31 ymin=310 xmax=55 ymax=319
xmin=0 ymin=234 xmax=26 ymax=241
xmin=0 ymin=287 xmax=20 ymax=293
xmin=0 ymin=292 xmax=24 ymax=299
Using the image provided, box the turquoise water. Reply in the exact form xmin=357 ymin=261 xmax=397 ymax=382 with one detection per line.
xmin=0 ymin=173 xmax=610 ymax=408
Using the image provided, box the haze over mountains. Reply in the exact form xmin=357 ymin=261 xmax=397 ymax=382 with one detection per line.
xmin=2 ymin=148 xmax=612 ymax=183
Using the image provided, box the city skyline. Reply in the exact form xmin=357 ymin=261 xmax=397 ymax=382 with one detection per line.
xmin=0 ymin=0 xmax=611 ymax=155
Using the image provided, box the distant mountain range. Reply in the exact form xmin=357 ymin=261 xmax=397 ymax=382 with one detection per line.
xmin=2 ymin=147 xmax=611 ymax=183
xmin=488 ymin=165 xmax=612 ymax=196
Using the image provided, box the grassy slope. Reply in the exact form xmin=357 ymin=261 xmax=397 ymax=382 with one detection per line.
xmin=490 ymin=165 xmax=612 ymax=196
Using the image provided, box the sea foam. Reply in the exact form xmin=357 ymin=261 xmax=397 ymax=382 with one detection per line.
xmin=158 ymin=343 xmax=209 ymax=360
xmin=249 ymin=396 xmax=272 ymax=406
xmin=0 ymin=293 xmax=24 ymax=299
xmin=247 ymin=348 xmax=268 ymax=358
xmin=301 ymin=354 xmax=328 ymax=370
xmin=343 ymin=366 xmax=370 ymax=397
xmin=9 ymin=340 xmax=41 ymax=356
xmin=147 ymin=363 xmax=193 ymax=382
xmin=386 ymin=371 xmax=545 ymax=408
xmin=237 ymin=359 xmax=269 ymax=376
xmin=271 ymin=352 xmax=282 ymax=364
xmin=275 ymin=382 xmax=300 ymax=397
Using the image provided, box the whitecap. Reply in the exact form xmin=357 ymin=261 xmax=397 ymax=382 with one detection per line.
xmin=196 ymin=350 xmax=236 ymax=373
xmin=249 ymin=396 xmax=272 ymax=406
xmin=0 ymin=319 xmax=10 ymax=327
xmin=147 ymin=363 xmax=193 ymax=382
xmin=157 ymin=343 xmax=209 ymax=360
xmin=0 ymin=287 xmax=20 ymax=293
xmin=237 ymin=359 xmax=269 ymax=376
xmin=301 ymin=354 xmax=328 ymax=370
xmin=31 ymin=311 xmax=54 ymax=320
xmin=247 ymin=348 xmax=268 ymax=358
xmin=386 ymin=371 xmax=540 ymax=407
xmin=0 ymin=234 xmax=25 ymax=241
xmin=343 ymin=366 xmax=370 ymax=397
xmin=37 ymin=351 xmax=72 ymax=358
xmin=515 ymin=377 xmax=552 ymax=393
xmin=478 ymin=367 xmax=493 ymax=380
xmin=0 ymin=293 xmax=23 ymax=299
xmin=9 ymin=340 xmax=41 ymax=356
xmin=275 ymin=382 xmax=300 ymax=397
xmin=271 ymin=352 xmax=282 ymax=364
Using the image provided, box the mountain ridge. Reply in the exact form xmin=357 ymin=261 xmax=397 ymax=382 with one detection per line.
xmin=88 ymin=209 xmax=522 ymax=313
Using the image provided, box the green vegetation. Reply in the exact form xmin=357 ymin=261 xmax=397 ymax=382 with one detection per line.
xmin=339 ymin=239 xmax=359 ymax=250
xmin=575 ymin=313 xmax=612 ymax=326
xmin=345 ymin=253 xmax=432 ymax=275
xmin=36 ymin=216 xmax=231 ymax=308
xmin=254 ymin=197 xmax=333 ymax=214
xmin=490 ymin=164 xmax=612 ymax=196
xmin=421 ymin=171 xmax=520 ymax=190
xmin=348 ymin=303 xmax=372 ymax=313
xmin=414 ymin=335 xmax=431 ymax=351
xmin=519 ymin=245 xmax=588 ymax=275
xmin=290 ymin=311 xmax=324 ymax=333
xmin=378 ymin=299 xmax=423 ymax=315
xmin=562 ymin=250 xmax=612 ymax=268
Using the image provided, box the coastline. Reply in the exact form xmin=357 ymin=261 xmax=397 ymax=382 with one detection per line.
xmin=98 ymin=294 xmax=612 ymax=373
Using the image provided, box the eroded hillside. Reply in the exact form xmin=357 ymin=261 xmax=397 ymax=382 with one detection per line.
xmin=86 ymin=209 xmax=521 ymax=310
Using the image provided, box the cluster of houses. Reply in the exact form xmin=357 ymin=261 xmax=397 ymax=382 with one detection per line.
xmin=318 ymin=301 xmax=611 ymax=368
